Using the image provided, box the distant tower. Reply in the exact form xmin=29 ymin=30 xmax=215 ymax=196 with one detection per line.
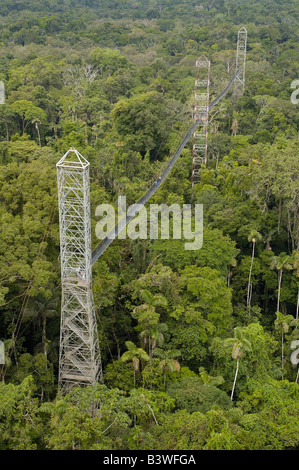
xmin=233 ymin=27 xmax=247 ymax=102
xmin=57 ymin=148 xmax=102 ymax=393
xmin=191 ymin=55 xmax=210 ymax=187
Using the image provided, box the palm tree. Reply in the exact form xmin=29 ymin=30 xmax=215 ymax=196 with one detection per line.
xmin=134 ymin=289 xmax=168 ymax=316
xmin=291 ymin=251 xmax=299 ymax=322
xmin=231 ymin=111 xmax=239 ymax=136
xmin=24 ymin=295 xmax=59 ymax=359
xmin=153 ymin=347 xmax=181 ymax=388
xmin=198 ymin=367 xmax=225 ymax=387
xmin=139 ymin=322 xmax=167 ymax=362
xmin=270 ymin=252 xmax=293 ymax=313
xmin=263 ymin=228 xmax=276 ymax=252
xmin=133 ymin=289 xmax=168 ymax=361
xmin=39 ymin=399 xmax=68 ymax=416
xmin=224 ymin=327 xmax=252 ymax=400
xmin=32 ymin=118 xmax=42 ymax=146
xmin=121 ymin=341 xmax=149 ymax=388
xmin=227 ymin=247 xmax=240 ymax=287
xmin=247 ymin=230 xmax=262 ymax=310
xmin=274 ymin=312 xmax=294 ymax=379
xmin=113 ymin=176 xmax=130 ymax=194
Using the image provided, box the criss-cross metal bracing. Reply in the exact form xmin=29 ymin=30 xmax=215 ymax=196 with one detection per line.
xmin=191 ymin=56 xmax=210 ymax=186
xmin=233 ymin=27 xmax=247 ymax=102
xmin=56 ymin=149 xmax=102 ymax=392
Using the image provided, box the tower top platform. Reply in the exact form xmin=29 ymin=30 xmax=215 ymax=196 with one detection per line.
xmin=56 ymin=148 xmax=89 ymax=169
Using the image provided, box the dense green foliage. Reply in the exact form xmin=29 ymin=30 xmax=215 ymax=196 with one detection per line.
xmin=0 ymin=0 xmax=298 ymax=450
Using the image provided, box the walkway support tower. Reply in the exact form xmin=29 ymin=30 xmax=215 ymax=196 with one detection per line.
xmin=57 ymin=148 xmax=102 ymax=393
xmin=233 ymin=27 xmax=247 ymax=101
xmin=192 ymin=55 xmax=210 ymax=186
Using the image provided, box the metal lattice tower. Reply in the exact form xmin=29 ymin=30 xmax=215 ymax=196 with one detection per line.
xmin=191 ymin=55 xmax=210 ymax=187
xmin=233 ymin=27 xmax=247 ymax=102
xmin=57 ymin=148 xmax=102 ymax=393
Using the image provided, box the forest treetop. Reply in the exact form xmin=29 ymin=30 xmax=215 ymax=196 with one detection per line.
xmin=0 ymin=0 xmax=298 ymax=451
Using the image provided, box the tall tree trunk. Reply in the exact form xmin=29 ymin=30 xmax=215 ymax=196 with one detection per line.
xmin=296 ymin=287 xmax=299 ymax=322
xmin=42 ymin=313 xmax=47 ymax=360
xmin=4 ymin=120 xmax=9 ymax=142
xmin=277 ymin=269 xmax=282 ymax=312
xmin=231 ymin=358 xmax=239 ymax=400
xmin=281 ymin=331 xmax=284 ymax=380
xmin=227 ymin=267 xmax=232 ymax=287
xmin=84 ymin=115 xmax=88 ymax=144
xmin=278 ymin=198 xmax=282 ymax=233
xmin=35 ymin=122 xmax=41 ymax=147
xmin=112 ymin=330 xmax=120 ymax=360
xmin=145 ymin=400 xmax=159 ymax=426
xmin=216 ymin=151 xmax=219 ymax=169
xmin=247 ymin=241 xmax=255 ymax=310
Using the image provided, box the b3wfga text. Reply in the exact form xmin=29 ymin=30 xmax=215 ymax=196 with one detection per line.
xmin=147 ymin=454 xmax=196 ymax=464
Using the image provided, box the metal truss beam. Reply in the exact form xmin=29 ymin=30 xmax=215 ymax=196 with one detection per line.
xmin=57 ymin=148 xmax=102 ymax=393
